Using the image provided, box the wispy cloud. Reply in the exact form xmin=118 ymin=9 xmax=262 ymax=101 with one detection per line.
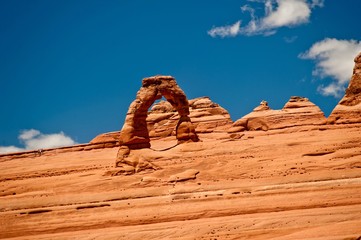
xmin=310 ymin=0 xmax=324 ymax=8
xmin=208 ymin=21 xmax=241 ymax=38
xmin=299 ymin=38 xmax=361 ymax=97
xmin=208 ymin=0 xmax=324 ymax=38
xmin=0 ymin=129 xmax=77 ymax=154
xmin=284 ymin=35 xmax=298 ymax=43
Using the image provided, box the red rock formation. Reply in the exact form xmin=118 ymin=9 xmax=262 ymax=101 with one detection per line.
xmin=253 ymin=100 xmax=270 ymax=111
xmin=4 ymin=55 xmax=361 ymax=239
xmin=328 ymin=52 xmax=361 ymax=124
xmin=114 ymin=95 xmax=232 ymax=175
xmin=228 ymin=97 xmax=326 ymax=132
xmin=90 ymin=96 xmax=232 ymax=142
xmin=2 ymin=122 xmax=361 ymax=239
xmin=90 ymin=131 xmax=120 ymax=144
xmin=118 ymin=75 xmax=199 ymax=149
xmin=147 ymin=96 xmax=233 ymax=137
xmin=189 ymin=97 xmax=233 ymax=133
xmin=115 ymin=76 xmax=199 ymax=174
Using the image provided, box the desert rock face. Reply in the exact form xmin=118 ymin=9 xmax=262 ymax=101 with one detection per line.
xmin=229 ymin=96 xmax=327 ymax=132
xmin=90 ymin=96 xmax=232 ymax=143
xmin=2 ymin=68 xmax=361 ymax=239
xmin=147 ymin=96 xmax=233 ymax=137
xmin=90 ymin=131 xmax=120 ymax=145
xmin=114 ymin=76 xmax=199 ymax=175
xmin=328 ymin=52 xmax=361 ymax=124
xmin=1 ymin=124 xmax=361 ymax=239
xmin=118 ymin=75 xmax=199 ymax=149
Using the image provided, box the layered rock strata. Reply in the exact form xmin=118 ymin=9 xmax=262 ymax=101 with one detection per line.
xmin=328 ymin=52 xmax=361 ymax=124
xmin=147 ymin=97 xmax=233 ymax=137
xmin=114 ymin=96 xmax=233 ymax=175
xmin=189 ymin=97 xmax=233 ymax=133
xmin=2 ymin=121 xmax=361 ymax=240
xmin=228 ymin=97 xmax=327 ymax=132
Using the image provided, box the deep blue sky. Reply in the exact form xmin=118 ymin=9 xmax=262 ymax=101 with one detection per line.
xmin=1 ymin=0 xmax=361 ymax=148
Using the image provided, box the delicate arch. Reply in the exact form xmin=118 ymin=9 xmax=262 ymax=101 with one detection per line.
xmin=119 ymin=75 xmax=199 ymax=149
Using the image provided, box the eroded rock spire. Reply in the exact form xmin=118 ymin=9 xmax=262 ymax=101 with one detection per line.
xmin=328 ymin=52 xmax=361 ymax=124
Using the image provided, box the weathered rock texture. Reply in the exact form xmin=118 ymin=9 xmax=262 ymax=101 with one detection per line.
xmin=228 ymin=96 xmax=327 ymax=132
xmin=147 ymin=96 xmax=233 ymax=137
xmin=4 ymin=54 xmax=361 ymax=239
xmin=1 ymin=123 xmax=361 ymax=239
xmin=91 ymin=96 xmax=232 ymax=143
xmin=189 ymin=97 xmax=233 ymax=132
xmin=114 ymin=95 xmax=232 ymax=175
xmin=118 ymin=75 xmax=199 ymax=149
xmin=328 ymin=52 xmax=361 ymax=124
xmin=91 ymin=131 xmax=120 ymax=144
xmin=114 ymin=76 xmax=199 ymax=175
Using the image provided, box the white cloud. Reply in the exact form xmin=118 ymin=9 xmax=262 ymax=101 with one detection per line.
xmin=19 ymin=129 xmax=40 ymax=141
xmin=0 ymin=129 xmax=77 ymax=154
xmin=208 ymin=0 xmax=323 ymax=37
xmin=21 ymin=130 xmax=76 ymax=150
xmin=299 ymin=38 xmax=361 ymax=97
xmin=317 ymin=83 xmax=344 ymax=97
xmin=262 ymin=0 xmax=311 ymax=28
xmin=208 ymin=21 xmax=241 ymax=38
xmin=0 ymin=146 xmax=24 ymax=154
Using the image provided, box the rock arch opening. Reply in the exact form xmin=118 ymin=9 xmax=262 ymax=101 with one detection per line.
xmin=118 ymin=75 xmax=199 ymax=150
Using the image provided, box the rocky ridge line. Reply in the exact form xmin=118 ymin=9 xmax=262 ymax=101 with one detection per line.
xmin=228 ymin=96 xmax=327 ymax=133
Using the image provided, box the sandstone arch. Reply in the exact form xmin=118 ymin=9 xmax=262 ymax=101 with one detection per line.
xmin=119 ymin=75 xmax=199 ymax=149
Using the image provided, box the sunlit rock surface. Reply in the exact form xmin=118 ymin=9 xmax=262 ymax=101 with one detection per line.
xmin=328 ymin=52 xmax=361 ymax=124
xmin=1 ymin=121 xmax=361 ymax=239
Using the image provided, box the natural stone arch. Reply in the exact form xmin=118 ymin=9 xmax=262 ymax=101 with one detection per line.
xmin=118 ymin=75 xmax=199 ymax=149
